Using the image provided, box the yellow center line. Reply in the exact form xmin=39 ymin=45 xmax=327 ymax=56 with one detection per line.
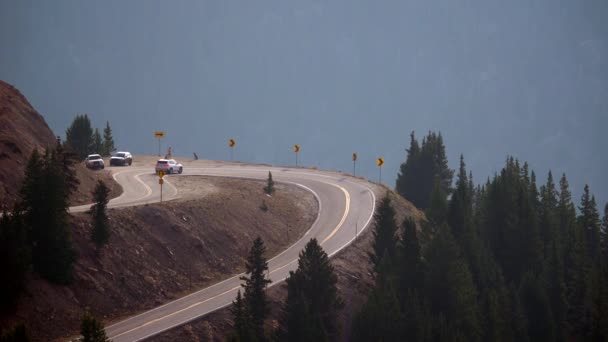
xmin=111 ymin=284 xmax=241 ymax=339
xmin=321 ymin=184 xmax=350 ymax=244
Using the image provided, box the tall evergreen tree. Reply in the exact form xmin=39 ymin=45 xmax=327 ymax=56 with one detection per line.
xmin=398 ymin=217 xmax=424 ymax=295
xmin=395 ymin=131 xmax=453 ymax=209
xmin=90 ymin=180 xmax=111 ymax=248
xmin=396 ymin=131 xmax=422 ymax=206
xmin=602 ymin=203 xmax=608 ymax=260
xmin=102 ymin=121 xmax=115 ymax=156
xmin=559 ymin=175 xmax=591 ymax=336
xmin=65 ymin=114 xmax=94 ymax=159
xmin=578 ymin=185 xmax=601 ymax=265
xmin=369 ymin=193 xmax=398 ymax=273
xmin=351 ymin=267 xmax=402 ymax=342
xmin=483 ymin=157 xmax=542 ymax=283
xmin=229 ymin=290 xmax=254 ymax=342
xmin=401 ymin=289 xmax=432 ymax=342
xmin=92 ymin=128 xmax=103 ymax=154
xmin=240 ymin=237 xmax=271 ymax=341
xmin=0 ymin=210 xmax=30 ymax=310
xmin=539 ymin=172 xmax=559 ymax=254
xmin=426 ymin=178 xmax=448 ymax=225
xmin=20 ymin=148 xmax=77 ymax=284
xmin=519 ymin=273 xmax=556 ymax=341
xmin=543 ymin=238 xmax=567 ymax=340
xmin=448 ymin=155 xmax=472 ymax=240
xmin=538 ymin=172 xmax=567 ymax=339
xmin=277 ymin=239 xmax=343 ymax=341
xmin=80 ymin=311 xmax=109 ymax=342
xmin=424 ymin=224 xmax=481 ymax=342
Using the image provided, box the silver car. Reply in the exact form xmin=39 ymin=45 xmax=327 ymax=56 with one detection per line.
xmin=155 ymin=159 xmax=183 ymax=174
xmin=85 ymin=154 xmax=105 ymax=169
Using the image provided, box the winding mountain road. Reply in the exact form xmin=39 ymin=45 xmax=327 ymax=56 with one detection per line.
xmin=72 ymin=160 xmax=378 ymax=342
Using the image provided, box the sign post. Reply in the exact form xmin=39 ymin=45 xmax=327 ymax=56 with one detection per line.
xmin=158 ymin=170 xmax=165 ymax=202
xmin=293 ymin=144 xmax=300 ymax=166
xmin=352 ymin=152 xmax=358 ymax=176
xmin=228 ymin=138 xmax=236 ymax=161
xmin=376 ymin=157 xmax=384 ymax=183
xmin=154 ymin=131 xmax=165 ymax=157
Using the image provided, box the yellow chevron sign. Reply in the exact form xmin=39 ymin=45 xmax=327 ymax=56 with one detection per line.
xmin=377 ymin=158 xmax=384 ymax=167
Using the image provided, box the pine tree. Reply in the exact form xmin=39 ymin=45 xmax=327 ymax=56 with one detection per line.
xmin=559 ymin=175 xmax=590 ymax=336
xmin=240 ymin=237 xmax=271 ymax=341
xmin=537 ymin=172 xmax=567 ymax=339
xmin=92 ymin=128 xmax=103 ymax=154
xmin=448 ymin=155 xmax=472 ymax=240
xmin=602 ymin=203 xmax=608 ymax=257
xmin=398 ymin=217 xmax=424 ymax=295
xmin=543 ymin=238 xmax=567 ymax=340
xmin=102 ymin=121 xmax=115 ymax=156
xmin=590 ymin=203 xmax=608 ymax=341
xmin=277 ymin=238 xmax=343 ymax=341
xmin=90 ymin=180 xmax=111 ymax=248
xmin=229 ymin=290 xmax=254 ymax=342
xmin=578 ymin=185 xmax=601 ymax=265
xmin=395 ymin=131 xmax=453 ymax=210
xmin=65 ymin=114 xmax=94 ymax=159
xmin=483 ymin=157 xmax=542 ymax=283
xmin=539 ymin=172 xmax=559 ymax=256
xmin=20 ymin=148 xmax=77 ymax=284
xmin=369 ymin=193 xmax=398 ymax=273
xmin=0 ymin=210 xmax=30 ymax=310
xmin=519 ymin=273 xmax=556 ymax=341
xmin=396 ymin=131 xmax=422 ymax=206
xmin=424 ymin=224 xmax=481 ymax=342
xmin=263 ymin=171 xmax=274 ymax=195
xmin=352 ymin=270 xmax=403 ymax=342
xmin=80 ymin=311 xmax=109 ymax=342
xmin=426 ymin=178 xmax=448 ymax=225
xmin=401 ymin=289 xmax=432 ymax=342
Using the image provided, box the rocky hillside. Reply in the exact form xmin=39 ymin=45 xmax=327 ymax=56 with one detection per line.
xmin=0 ymin=80 xmax=57 ymax=208
xmin=0 ymin=80 xmax=120 ymax=208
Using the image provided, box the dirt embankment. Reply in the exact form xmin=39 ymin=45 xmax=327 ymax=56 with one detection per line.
xmin=0 ymin=80 xmax=57 ymax=209
xmin=151 ymin=187 xmax=423 ymax=342
xmin=3 ymin=177 xmax=317 ymax=342
xmin=70 ymin=164 xmax=122 ymax=206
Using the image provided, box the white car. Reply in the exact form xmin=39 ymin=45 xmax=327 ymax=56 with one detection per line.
xmin=155 ymin=159 xmax=183 ymax=174
xmin=110 ymin=151 xmax=133 ymax=166
xmin=85 ymin=154 xmax=105 ymax=169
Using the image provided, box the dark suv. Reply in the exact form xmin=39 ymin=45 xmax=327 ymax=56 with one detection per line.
xmin=110 ymin=151 xmax=133 ymax=166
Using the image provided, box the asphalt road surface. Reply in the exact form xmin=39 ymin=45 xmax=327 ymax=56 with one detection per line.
xmin=74 ymin=161 xmax=378 ymax=341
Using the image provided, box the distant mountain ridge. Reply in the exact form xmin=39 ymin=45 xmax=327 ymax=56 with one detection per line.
xmin=0 ymin=80 xmax=57 ymax=208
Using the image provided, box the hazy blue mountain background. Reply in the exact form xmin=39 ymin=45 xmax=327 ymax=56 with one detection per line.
xmin=1 ymin=0 xmax=606 ymax=206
